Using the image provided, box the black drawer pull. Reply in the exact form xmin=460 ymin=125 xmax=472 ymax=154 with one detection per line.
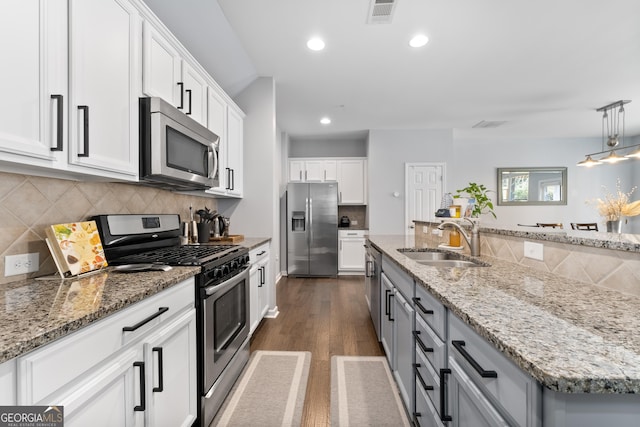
xmin=385 ymin=289 xmax=391 ymax=316
xmin=51 ymin=95 xmax=63 ymax=151
xmin=439 ymin=368 xmax=452 ymax=422
xmin=413 ymin=330 xmax=433 ymax=353
xmin=152 ymin=347 xmax=164 ymax=392
xmin=185 ymin=89 xmax=192 ymax=115
xmin=452 ymin=340 xmax=498 ymax=378
xmin=133 ymin=361 xmax=146 ymax=411
xmin=388 ymin=293 xmax=395 ymax=321
xmin=78 ymin=105 xmax=89 ymax=157
xmin=177 ymin=82 xmax=184 ymax=109
xmin=412 ymin=297 xmax=434 ymax=315
xmin=123 ymin=307 xmax=169 ymax=332
xmin=414 ymin=364 xmax=434 ymax=391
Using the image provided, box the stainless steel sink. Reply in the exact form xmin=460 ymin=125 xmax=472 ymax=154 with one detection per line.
xmin=400 ymin=250 xmax=456 ymax=261
xmin=416 ymin=259 xmax=486 ymax=268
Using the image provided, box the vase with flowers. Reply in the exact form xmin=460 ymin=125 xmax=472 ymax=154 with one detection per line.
xmin=588 ymin=179 xmax=640 ymax=233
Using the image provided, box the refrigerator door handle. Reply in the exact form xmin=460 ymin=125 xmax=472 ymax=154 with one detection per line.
xmin=308 ymin=196 xmax=313 ymax=246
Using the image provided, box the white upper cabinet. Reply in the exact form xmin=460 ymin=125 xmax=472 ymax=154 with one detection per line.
xmin=0 ymin=0 xmax=67 ymax=165
xmin=288 ymin=159 xmax=338 ymax=182
xmin=67 ymin=0 xmax=140 ymax=178
xmin=225 ymin=107 xmax=244 ymax=197
xmin=337 ymin=159 xmax=367 ymax=205
xmin=142 ymin=20 xmax=208 ymax=127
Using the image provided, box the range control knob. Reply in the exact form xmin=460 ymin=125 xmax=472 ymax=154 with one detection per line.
xmin=213 ymin=267 xmax=223 ymax=279
xmin=221 ymin=264 xmax=230 ymax=276
xmin=229 ymin=260 xmax=238 ymax=270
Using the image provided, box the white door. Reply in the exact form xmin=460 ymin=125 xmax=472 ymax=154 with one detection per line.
xmin=405 ymin=163 xmax=445 ymax=236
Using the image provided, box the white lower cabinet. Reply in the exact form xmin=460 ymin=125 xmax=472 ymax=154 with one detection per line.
xmin=380 ymin=272 xmax=396 ymax=370
xmin=338 ymin=230 xmax=366 ymax=273
xmin=0 ymin=359 xmax=16 ymax=405
xmin=249 ymin=243 xmax=270 ymax=334
xmin=394 ymin=289 xmax=414 ymax=409
xmin=16 ymin=279 xmax=196 ymax=427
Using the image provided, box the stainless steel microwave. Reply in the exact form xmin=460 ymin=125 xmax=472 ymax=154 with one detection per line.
xmin=139 ymin=97 xmax=219 ymax=191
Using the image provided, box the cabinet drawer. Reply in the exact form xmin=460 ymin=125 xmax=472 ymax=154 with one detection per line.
xmin=449 ymin=313 xmax=540 ymax=427
xmin=381 ymin=257 xmax=413 ymax=299
xmin=415 ymin=375 xmax=445 ymax=427
xmin=415 ymin=343 xmax=442 ymax=419
xmin=414 ymin=284 xmax=447 ymax=341
xmin=415 ymin=314 xmax=446 ymax=372
xmin=18 ymin=278 xmax=194 ymax=404
xmin=249 ymin=243 xmax=269 ymax=264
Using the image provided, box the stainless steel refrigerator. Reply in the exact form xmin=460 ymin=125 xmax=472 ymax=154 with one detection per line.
xmin=287 ymin=182 xmax=338 ymax=276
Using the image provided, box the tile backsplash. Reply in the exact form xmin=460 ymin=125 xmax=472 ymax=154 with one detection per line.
xmin=338 ymin=205 xmax=367 ymax=228
xmin=0 ymin=171 xmax=217 ymax=284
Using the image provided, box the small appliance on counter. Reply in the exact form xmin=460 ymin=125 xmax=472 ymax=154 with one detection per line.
xmin=339 ymin=216 xmax=351 ymax=228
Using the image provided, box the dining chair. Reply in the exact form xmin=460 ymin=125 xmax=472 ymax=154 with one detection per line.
xmin=536 ymin=223 xmax=563 ymax=229
xmin=570 ymin=222 xmax=598 ymax=231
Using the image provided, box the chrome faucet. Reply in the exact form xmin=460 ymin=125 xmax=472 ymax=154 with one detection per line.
xmin=438 ymin=218 xmax=481 ymax=256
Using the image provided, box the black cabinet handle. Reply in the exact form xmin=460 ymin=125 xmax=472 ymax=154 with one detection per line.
xmin=51 ymin=95 xmax=63 ymax=151
xmin=412 ymin=297 xmax=433 ymax=315
xmin=133 ymin=361 xmax=146 ymax=411
xmin=257 ymin=251 xmax=266 ymax=256
xmin=452 ymin=340 xmax=498 ymax=378
xmin=413 ymin=331 xmax=433 ymax=353
xmin=388 ymin=293 xmax=395 ymax=321
xmin=152 ymin=347 xmax=164 ymax=393
xmin=225 ymin=167 xmax=231 ymax=190
xmin=365 ymin=260 xmax=373 ymax=277
xmin=177 ymin=82 xmax=184 ymax=109
xmin=123 ymin=307 xmax=169 ymax=332
xmin=439 ymin=368 xmax=452 ymax=422
xmin=185 ymin=89 xmax=192 ymax=115
xmin=414 ymin=364 xmax=434 ymax=391
xmin=78 ymin=105 xmax=89 ymax=157
xmin=384 ymin=289 xmax=391 ymax=316
xmin=259 ymin=266 xmax=265 ymax=286
xmin=230 ymin=168 xmax=235 ymax=190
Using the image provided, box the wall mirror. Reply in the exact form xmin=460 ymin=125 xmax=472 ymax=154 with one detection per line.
xmin=497 ymin=167 xmax=567 ymax=206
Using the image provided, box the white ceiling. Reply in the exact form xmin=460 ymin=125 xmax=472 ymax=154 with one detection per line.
xmin=151 ymin=0 xmax=640 ymax=141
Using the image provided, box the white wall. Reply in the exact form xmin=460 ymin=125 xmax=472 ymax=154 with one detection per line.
xmin=289 ymin=138 xmax=367 ymax=158
xmin=368 ymin=130 xmax=639 ymax=234
xmin=368 ymin=129 xmax=454 ymax=234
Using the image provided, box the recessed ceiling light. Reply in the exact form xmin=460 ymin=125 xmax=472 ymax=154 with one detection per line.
xmin=320 ymin=117 xmax=331 ymax=125
xmin=307 ymin=38 xmax=325 ymax=51
xmin=409 ymin=34 xmax=429 ymax=48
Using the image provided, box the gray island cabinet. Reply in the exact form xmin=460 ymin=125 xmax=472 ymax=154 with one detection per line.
xmin=369 ymin=235 xmax=640 ymax=427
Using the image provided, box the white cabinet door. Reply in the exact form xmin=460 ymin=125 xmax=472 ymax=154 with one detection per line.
xmin=68 ymin=0 xmax=139 ymax=178
xmin=249 ymin=246 xmax=270 ymax=334
xmin=0 ymin=359 xmax=16 ymax=405
xmin=324 ymin=160 xmax=338 ymax=181
xmin=181 ymin=61 xmax=207 ymax=126
xmin=226 ymin=107 xmax=244 ymax=197
xmin=380 ymin=273 xmax=395 ymax=370
xmin=289 ymin=160 xmax=304 ymax=182
xmin=206 ymin=87 xmax=228 ymax=194
xmin=142 ymin=21 xmax=181 ymax=106
xmin=337 ymin=160 xmax=366 ymax=204
xmin=339 ymin=236 xmax=366 ymax=272
xmin=145 ymin=309 xmax=197 ymax=427
xmin=0 ymin=0 xmax=66 ymax=164
xmin=394 ymin=290 xmax=414 ymax=412
xmin=58 ymin=348 xmax=144 ymax=427
xmin=304 ymin=160 xmax=325 ymax=181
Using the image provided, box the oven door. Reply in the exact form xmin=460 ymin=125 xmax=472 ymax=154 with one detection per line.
xmin=202 ymin=266 xmax=250 ymax=392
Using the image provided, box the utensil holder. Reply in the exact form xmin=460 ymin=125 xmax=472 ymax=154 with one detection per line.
xmin=197 ymin=223 xmax=211 ymax=243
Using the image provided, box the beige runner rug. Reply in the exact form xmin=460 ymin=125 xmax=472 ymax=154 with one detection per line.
xmin=331 ymin=355 xmax=411 ymax=427
xmin=213 ymin=350 xmax=311 ymax=427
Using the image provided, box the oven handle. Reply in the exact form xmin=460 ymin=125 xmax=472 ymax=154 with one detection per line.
xmin=204 ymin=266 xmax=250 ymax=297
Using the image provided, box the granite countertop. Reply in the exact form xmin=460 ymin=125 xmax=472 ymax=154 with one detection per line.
xmin=0 ymin=238 xmax=272 ymax=364
xmin=0 ymin=266 xmax=200 ymax=364
xmin=368 ymin=234 xmax=640 ymax=394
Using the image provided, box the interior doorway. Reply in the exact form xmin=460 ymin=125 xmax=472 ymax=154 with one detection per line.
xmin=405 ymin=163 xmax=445 ymax=236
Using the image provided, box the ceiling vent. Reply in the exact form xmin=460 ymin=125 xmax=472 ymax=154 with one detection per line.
xmin=367 ymin=0 xmax=397 ymax=24
xmin=472 ymin=120 xmax=507 ymax=128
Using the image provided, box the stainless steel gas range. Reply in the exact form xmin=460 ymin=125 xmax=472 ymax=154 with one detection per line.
xmin=93 ymin=214 xmax=250 ymax=427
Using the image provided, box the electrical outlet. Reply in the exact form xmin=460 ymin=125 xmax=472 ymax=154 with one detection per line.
xmin=523 ymin=241 xmax=544 ymax=261
xmin=5 ymin=253 xmax=39 ymax=276
xmin=431 ymin=228 xmax=443 ymax=237
xmin=351 ymin=220 xmax=358 ymax=225
xmin=422 ymin=226 xmax=429 ymax=234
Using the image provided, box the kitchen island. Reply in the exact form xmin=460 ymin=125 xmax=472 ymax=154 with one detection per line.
xmin=369 ymin=234 xmax=640 ymax=426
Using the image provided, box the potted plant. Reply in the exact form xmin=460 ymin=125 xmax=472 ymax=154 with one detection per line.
xmin=454 ymin=182 xmax=497 ymax=219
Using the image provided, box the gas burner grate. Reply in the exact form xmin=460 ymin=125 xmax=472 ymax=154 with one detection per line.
xmin=114 ymin=244 xmax=240 ymax=266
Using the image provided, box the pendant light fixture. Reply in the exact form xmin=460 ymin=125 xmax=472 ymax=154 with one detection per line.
xmin=578 ymin=100 xmax=637 ymax=167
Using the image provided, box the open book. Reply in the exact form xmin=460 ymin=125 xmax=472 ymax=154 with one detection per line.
xmin=45 ymin=221 xmax=108 ymax=278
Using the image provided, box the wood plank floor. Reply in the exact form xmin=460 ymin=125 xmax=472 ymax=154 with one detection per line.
xmin=250 ymin=275 xmax=384 ymax=426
